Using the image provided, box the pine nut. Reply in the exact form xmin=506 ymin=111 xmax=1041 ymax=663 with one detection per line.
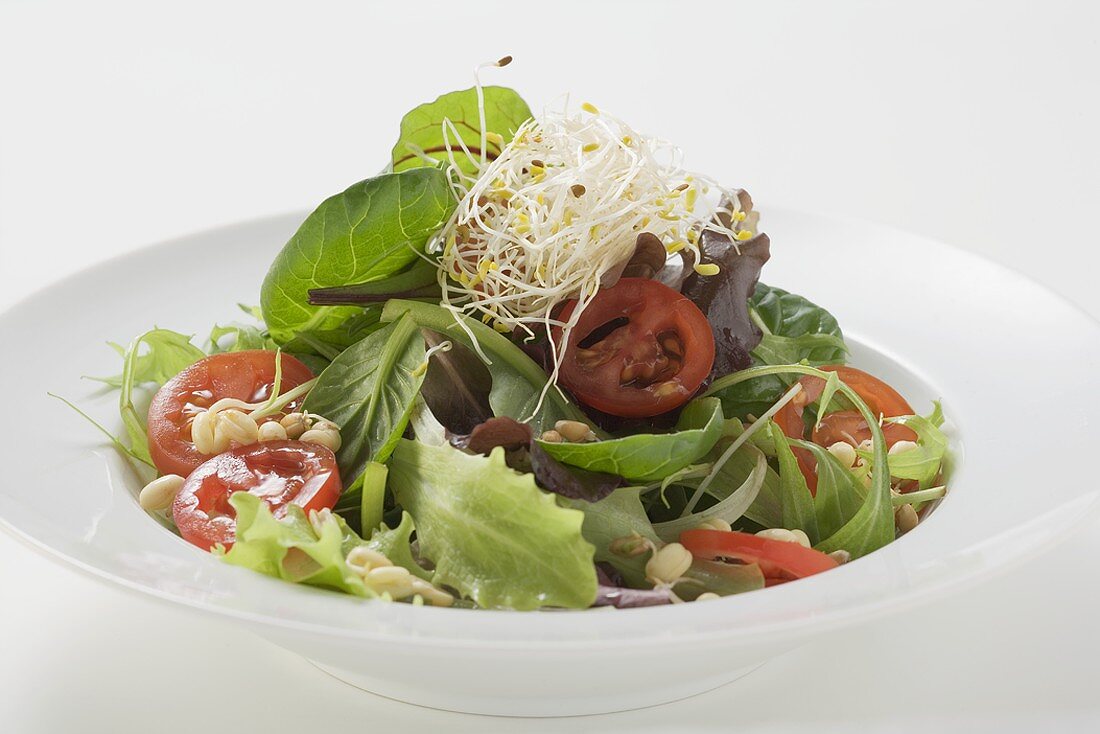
xmin=826 ymin=441 xmax=858 ymax=467
xmin=346 ymin=546 xmax=392 ymax=574
xmin=139 ymin=474 xmax=185 ymax=511
xmin=695 ymin=592 xmax=721 ymax=602
xmin=895 ymin=504 xmax=919 ymax=533
xmin=257 ymin=420 xmax=288 ymax=442
xmin=280 ymin=412 xmax=310 ymax=439
xmin=540 ymin=429 xmax=564 ymax=443
xmin=366 ymin=566 xmax=415 ymax=598
xmin=756 ymin=528 xmax=812 ymax=548
xmin=216 ymin=409 xmax=259 ymax=446
xmin=301 ymin=428 xmax=341 ymax=452
xmin=554 ymin=420 xmax=592 ymax=442
xmin=191 ymin=410 xmax=218 ymax=454
xmin=646 ymin=542 xmax=693 ymax=585
xmin=696 ymin=517 xmax=732 ymax=532
xmin=889 ymin=440 xmax=920 ymax=456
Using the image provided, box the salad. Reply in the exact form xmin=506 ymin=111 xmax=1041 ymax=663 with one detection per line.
xmin=65 ymin=60 xmax=949 ymax=611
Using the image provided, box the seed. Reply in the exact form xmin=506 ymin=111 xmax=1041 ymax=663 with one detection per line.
xmin=609 ymin=533 xmax=651 ymax=557
xmin=191 ymin=410 xmax=218 ymax=454
xmin=695 ymin=592 xmax=721 ymax=602
xmin=311 ymin=418 xmax=340 ymax=433
xmin=619 ymin=363 xmax=639 ymax=384
xmin=301 ymin=428 xmax=341 ymax=452
xmin=756 ymin=528 xmax=812 ymax=548
xmin=828 ymin=550 xmax=851 ymax=564
xmin=258 ymin=421 xmax=288 ymax=442
xmin=895 ymin=504 xmax=919 ymax=533
xmin=826 ymin=441 xmax=858 ymax=467
xmin=366 ymin=566 xmax=415 ymax=598
xmin=646 ymin=542 xmax=693 ymax=585
xmin=696 ymin=517 xmax=732 ymax=532
xmin=661 ymin=335 xmax=684 ymax=358
xmin=216 ymin=409 xmax=259 ymax=446
xmin=346 ymin=546 xmax=392 ymax=574
xmin=540 ymin=430 xmax=564 ymax=443
xmin=889 ymin=440 xmax=919 ymax=456
xmin=654 ymin=381 xmax=682 ymax=398
xmin=138 ymin=474 xmax=185 ymax=511
xmin=554 ymin=420 xmax=592 ymax=443
xmin=571 ymin=184 xmax=586 ymax=197
xmin=280 ymin=412 xmax=310 ymax=439
xmin=581 ymin=102 xmax=599 ymax=114
xmin=410 ymin=579 xmax=455 ymax=607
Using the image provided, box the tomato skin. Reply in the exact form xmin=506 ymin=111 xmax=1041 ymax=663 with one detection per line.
xmin=147 ymin=351 xmax=315 ymax=477
xmin=775 ymin=365 xmax=917 ymax=492
xmin=555 ymin=279 xmax=715 ymax=418
xmin=680 ymin=529 xmax=838 ymax=583
xmin=172 ymin=440 xmax=341 ymax=551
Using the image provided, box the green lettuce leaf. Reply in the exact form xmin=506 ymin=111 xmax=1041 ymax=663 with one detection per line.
xmin=388 ymin=440 xmax=597 ymax=609
xmin=391 ymin=86 xmax=532 ymax=175
xmin=365 ymin=510 xmax=432 ymax=581
xmin=537 ymin=398 xmax=723 ymax=483
xmin=381 ymin=299 xmax=589 ymax=432
xmin=260 ymin=168 xmax=455 ymax=344
xmin=219 ymin=493 xmax=372 ymax=596
xmin=303 ymin=314 xmax=426 ymax=486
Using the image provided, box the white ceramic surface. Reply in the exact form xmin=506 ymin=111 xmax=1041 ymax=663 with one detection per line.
xmin=1 ymin=210 xmax=1097 ymax=716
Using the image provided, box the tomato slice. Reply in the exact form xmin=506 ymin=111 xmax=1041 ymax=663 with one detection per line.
xmin=172 ymin=440 xmax=341 ymax=551
xmin=680 ymin=529 xmax=838 ymax=584
xmin=147 ymin=351 xmax=315 ymax=477
xmin=555 ymin=278 xmax=715 ymax=418
xmin=775 ymin=365 xmax=918 ymax=492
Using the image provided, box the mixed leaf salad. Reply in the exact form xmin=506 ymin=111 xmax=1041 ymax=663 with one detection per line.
xmin=65 ymin=61 xmax=949 ymax=610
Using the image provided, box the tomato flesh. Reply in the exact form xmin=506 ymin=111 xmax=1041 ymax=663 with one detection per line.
xmin=147 ymin=351 xmax=315 ymax=477
xmin=680 ymin=529 xmax=838 ymax=584
xmin=556 ymin=278 xmax=715 ymax=418
xmin=172 ymin=440 xmax=341 ymax=551
xmin=775 ymin=365 xmax=917 ymax=492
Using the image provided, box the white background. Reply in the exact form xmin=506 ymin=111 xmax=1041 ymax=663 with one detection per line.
xmin=1 ymin=1 xmax=1098 ymax=731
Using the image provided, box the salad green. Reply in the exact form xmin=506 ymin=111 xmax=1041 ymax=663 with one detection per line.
xmin=66 ymin=68 xmax=951 ymax=611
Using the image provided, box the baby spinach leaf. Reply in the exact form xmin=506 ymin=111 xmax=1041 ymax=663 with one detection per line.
xmin=260 ymin=168 xmax=455 ymax=344
xmin=279 ymin=305 xmax=387 ymax=361
xmin=303 ymin=314 xmax=426 ymax=486
xmin=391 ymin=86 xmax=532 ymax=175
xmin=381 ymin=299 xmax=589 ymax=432
xmin=388 ymin=441 xmax=597 ymax=609
xmin=536 ymin=398 xmax=724 ymax=483
xmin=714 ymin=283 xmax=847 ymax=419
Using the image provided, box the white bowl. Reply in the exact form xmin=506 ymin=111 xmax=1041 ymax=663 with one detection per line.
xmin=2 ymin=210 xmax=1097 ymax=717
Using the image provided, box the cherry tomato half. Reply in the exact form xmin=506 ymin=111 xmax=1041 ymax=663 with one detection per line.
xmin=555 ymin=278 xmax=715 ymax=418
xmin=172 ymin=440 xmax=341 ymax=551
xmin=775 ymin=365 xmax=917 ymax=492
xmin=680 ymin=529 xmax=838 ymax=585
xmin=147 ymin=351 xmax=315 ymax=477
